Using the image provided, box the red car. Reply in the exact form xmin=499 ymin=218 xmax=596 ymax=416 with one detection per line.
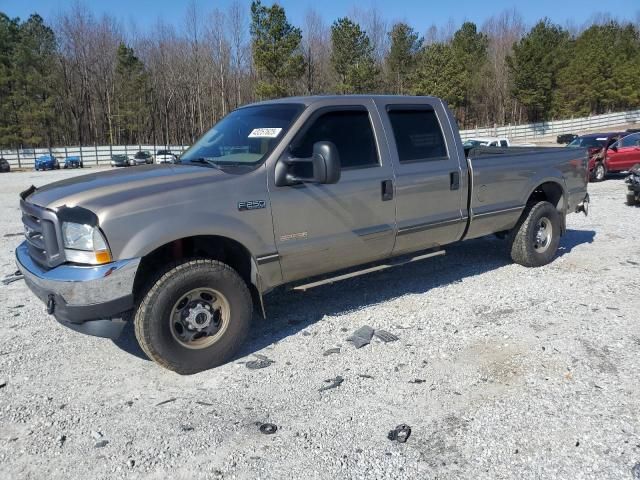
xmin=605 ymin=132 xmax=640 ymax=176
xmin=568 ymin=132 xmax=627 ymax=181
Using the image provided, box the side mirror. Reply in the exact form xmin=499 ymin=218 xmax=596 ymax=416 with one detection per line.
xmin=275 ymin=141 xmax=341 ymax=186
xmin=610 ymin=144 xmax=618 ymax=152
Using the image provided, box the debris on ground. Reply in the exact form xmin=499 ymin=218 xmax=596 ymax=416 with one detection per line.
xmin=155 ymin=398 xmax=177 ymax=406
xmin=374 ymin=330 xmax=399 ymax=343
xmin=323 ymin=347 xmax=341 ymax=356
xmin=94 ymin=440 xmax=109 ymax=448
xmin=259 ymin=423 xmax=278 ymax=435
xmin=1 ymin=271 xmax=24 ymax=285
xmin=409 ymin=379 xmax=426 ymax=384
xmin=0 ymin=380 xmax=6 ymax=389
xmin=3 ymin=232 xmax=23 ymax=237
xmin=127 ymin=459 xmax=135 ymax=468
xmin=631 ymin=463 xmax=640 ymax=480
xmin=56 ymin=435 xmax=66 ymax=446
xmin=195 ymin=400 xmax=214 ymax=406
xmin=246 ymin=354 xmax=275 ymax=369
xmin=347 ymin=326 xmax=374 ymax=348
xmin=387 ymin=424 xmax=411 ymax=443
xmin=358 ymin=374 xmax=374 ymax=379
xmin=319 ymin=376 xmax=344 ymax=392
xmin=91 ymin=431 xmax=103 ymax=440
xmin=180 ymin=425 xmax=194 ymax=432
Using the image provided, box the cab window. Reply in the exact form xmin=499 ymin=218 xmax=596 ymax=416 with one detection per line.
xmin=387 ymin=107 xmax=448 ymax=163
xmin=290 ymin=108 xmax=379 ymax=169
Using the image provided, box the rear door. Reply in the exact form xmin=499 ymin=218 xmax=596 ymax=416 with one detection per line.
xmin=268 ymin=100 xmax=396 ymax=283
xmin=607 ymin=133 xmax=640 ymax=171
xmin=374 ymin=99 xmax=467 ymax=255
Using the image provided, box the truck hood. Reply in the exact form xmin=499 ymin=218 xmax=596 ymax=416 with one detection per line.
xmin=26 ymin=164 xmax=228 ymax=212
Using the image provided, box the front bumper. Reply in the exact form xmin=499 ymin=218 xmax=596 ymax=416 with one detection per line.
xmin=15 ymin=241 xmax=140 ymax=338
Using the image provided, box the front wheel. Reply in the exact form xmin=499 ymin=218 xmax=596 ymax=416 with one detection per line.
xmin=509 ymin=201 xmax=561 ymax=267
xmin=134 ymin=259 xmax=252 ymax=374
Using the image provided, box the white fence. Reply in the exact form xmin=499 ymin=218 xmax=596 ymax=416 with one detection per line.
xmin=0 ymin=144 xmax=189 ymax=169
xmin=1 ymin=108 xmax=639 ymax=168
xmin=459 ymin=109 xmax=640 ymax=141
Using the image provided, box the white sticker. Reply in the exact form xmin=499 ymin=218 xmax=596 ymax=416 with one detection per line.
xmin=248 ymin=128 xmax=282 ymax=138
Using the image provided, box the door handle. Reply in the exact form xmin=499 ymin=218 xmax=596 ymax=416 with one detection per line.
xmin=381 ymin=180 xmax=393 ymax=201
xmin=450 ymin=171 xmax=460 ymax=190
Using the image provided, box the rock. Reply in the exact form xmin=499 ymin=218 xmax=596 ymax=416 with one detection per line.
xmin=91 ymin=431 xmax=103 ymax=440
xmin=127 ymin=459 xmax=135 ymax=468
xmin=246 ymin=355 xmax=274 ymax=370
xmin=56 ymin=435 xmax=66 ymax=446
xmin=94 ymin=440 xmax=109 ymax=448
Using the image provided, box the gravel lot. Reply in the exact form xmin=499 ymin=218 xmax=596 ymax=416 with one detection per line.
xmin=1 ymin=167 xmax=639 ymax=480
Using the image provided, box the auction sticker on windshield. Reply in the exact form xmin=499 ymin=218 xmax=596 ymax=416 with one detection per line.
xmin=248 ymin=128 xmax=282 ymax=138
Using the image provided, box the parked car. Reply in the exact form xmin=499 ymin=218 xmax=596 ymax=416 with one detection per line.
xmin=626 ymin=128 xmax=640 ymax=134
xmin=625 ymin=163 xmax=640 ymax=205
xmin=557 ymin=133 xmax=578 ymax=144
xmin=63 ymin=156 xmax=83 ymax=169
xmin=34 ymin=155 xmax=60 ymax=171
xmin=567 ymin=132 xmax=627 ymax=181
xmin=15 ymin=95 xmax=589 ymax=374
xmin=155 ymin=149 xmax=178 ymax=164
xmin=110 ymin=154 xmax=134 ymax=167
xmin=0 ymin=157 xmax=9 ymax=173
xmin=133 ymin=151 xmax=153 ymax=165
xmin=604 ymin=132 xmax=640 ymax=176
xmin=464 ymin=136 xmax=511 ymax=148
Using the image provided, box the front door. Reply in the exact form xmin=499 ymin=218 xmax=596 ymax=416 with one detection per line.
xmin=268 ymin=102 xmax=396 ymax=283
xmin=607 ymin=133 xmax=640 ymax=172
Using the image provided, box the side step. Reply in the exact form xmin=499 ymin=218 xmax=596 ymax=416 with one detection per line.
xmin=293 ymin=249 xmax=445 ymax=291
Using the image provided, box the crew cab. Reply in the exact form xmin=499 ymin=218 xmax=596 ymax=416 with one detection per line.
xmin=14 ymin=95 xmax=589 ymax=374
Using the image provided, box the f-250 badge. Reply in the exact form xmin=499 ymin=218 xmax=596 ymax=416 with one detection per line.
xmin=238 ymin=200 xmax=266 ymax=211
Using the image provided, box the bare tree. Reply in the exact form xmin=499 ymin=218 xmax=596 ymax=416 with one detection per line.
xmin=302 ymin=8 xmax=331 ymax=94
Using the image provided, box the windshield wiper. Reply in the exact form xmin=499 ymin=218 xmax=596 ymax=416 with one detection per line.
xmin=182 ymin=158 xmax=222 ymax=169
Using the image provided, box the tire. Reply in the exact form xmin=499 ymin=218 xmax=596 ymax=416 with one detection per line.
xmin=134 ymin=259 xmax=252 ymax=374
xmin=627 ymin=192 xmax=638 ymax=206
xmin=508 ymin=201 xmax=561 ymax=268
xmin=592 ymin=162 xmax=606 ymax=182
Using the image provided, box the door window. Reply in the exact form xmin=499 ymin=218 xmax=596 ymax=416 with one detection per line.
xmin=290 ymin=109 xmax=379 ymax=170
xmin=387 ymin=108 xmax=448 ymax=163
xmin=616 ymin=133 xmax=640 ymax=148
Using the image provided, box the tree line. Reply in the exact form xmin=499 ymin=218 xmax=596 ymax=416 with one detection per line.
xmin=0 ymin=1 xmax=639 ymax=149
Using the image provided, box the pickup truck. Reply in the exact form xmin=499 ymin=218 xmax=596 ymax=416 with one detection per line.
xmin=14 ymin=95 xmax=590 ymax=374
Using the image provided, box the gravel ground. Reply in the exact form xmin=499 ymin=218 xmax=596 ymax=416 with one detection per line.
xmin=1 ymin=167 xmax=639 ymax=480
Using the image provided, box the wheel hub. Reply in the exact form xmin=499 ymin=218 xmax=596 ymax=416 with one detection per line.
xmin=170 ymin=287 xmax=229 ymax=349
xmin=533 ymin=217 xmax=552 ymax=253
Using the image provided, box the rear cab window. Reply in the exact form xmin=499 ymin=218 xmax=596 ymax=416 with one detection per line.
xmin=386 ymin=107 xmax=448 ymax=163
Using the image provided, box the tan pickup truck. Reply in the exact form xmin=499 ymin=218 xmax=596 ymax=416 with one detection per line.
xmin=15 ymin=95 xmax=589 ymax=373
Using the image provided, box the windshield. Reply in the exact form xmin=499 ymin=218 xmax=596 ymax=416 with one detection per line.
xmin=134 ymin=151 xmax=149 ymax=159
xmin=180 ymin=104 xmax=304 ymax=168
xmin=567 ymin=136 xmax=605 ymax=148
xmin=112 ymin=155 xmax=127 ymax=160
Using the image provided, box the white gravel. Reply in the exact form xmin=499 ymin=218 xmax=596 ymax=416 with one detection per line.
xmin=1 ymin=167 xmax=640 ymax=480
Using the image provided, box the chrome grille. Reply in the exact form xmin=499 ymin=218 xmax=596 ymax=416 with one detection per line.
xmin=20 ymin=200 xmax=64 ymax=269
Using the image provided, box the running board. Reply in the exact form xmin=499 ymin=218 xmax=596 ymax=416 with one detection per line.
xmin=292 ymin=249 xmax=445 ymax=291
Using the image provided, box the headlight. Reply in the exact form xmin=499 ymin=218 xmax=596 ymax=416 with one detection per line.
xmin=61 ymin=222 xmax=112 ymax=265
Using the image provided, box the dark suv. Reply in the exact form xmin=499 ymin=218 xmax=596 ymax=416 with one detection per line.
xmin=0 ymin=157 xmax=10 ymax=173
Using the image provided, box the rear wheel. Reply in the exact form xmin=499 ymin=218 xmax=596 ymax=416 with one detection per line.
xmin=134 ymin=259 xmax=252 ymax=374
xmin=627 ymin=192 xmax=638 ymax=206
xmin=509 ymin=201 xmax=561 ymax=267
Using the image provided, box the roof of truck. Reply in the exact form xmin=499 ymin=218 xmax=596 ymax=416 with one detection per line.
xmin=246 ymin=95 xmax=442 ymax=107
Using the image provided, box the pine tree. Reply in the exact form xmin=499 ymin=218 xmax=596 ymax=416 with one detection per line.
xmin=386 ymin=23 xmax=421 ymax=94
xmin=330 ymin=17 xmax=379 ymax=93
xmin=250 ymin=0 xmax=305 ymax=99
xmin=114 ymin=43 xmax=151 ymax=144
xmin=507 ymin=20 xmax=569 ymax=122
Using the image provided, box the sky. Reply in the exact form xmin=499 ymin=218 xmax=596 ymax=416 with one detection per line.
xmin=1 ymin=0 xmax=638 ymax=33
